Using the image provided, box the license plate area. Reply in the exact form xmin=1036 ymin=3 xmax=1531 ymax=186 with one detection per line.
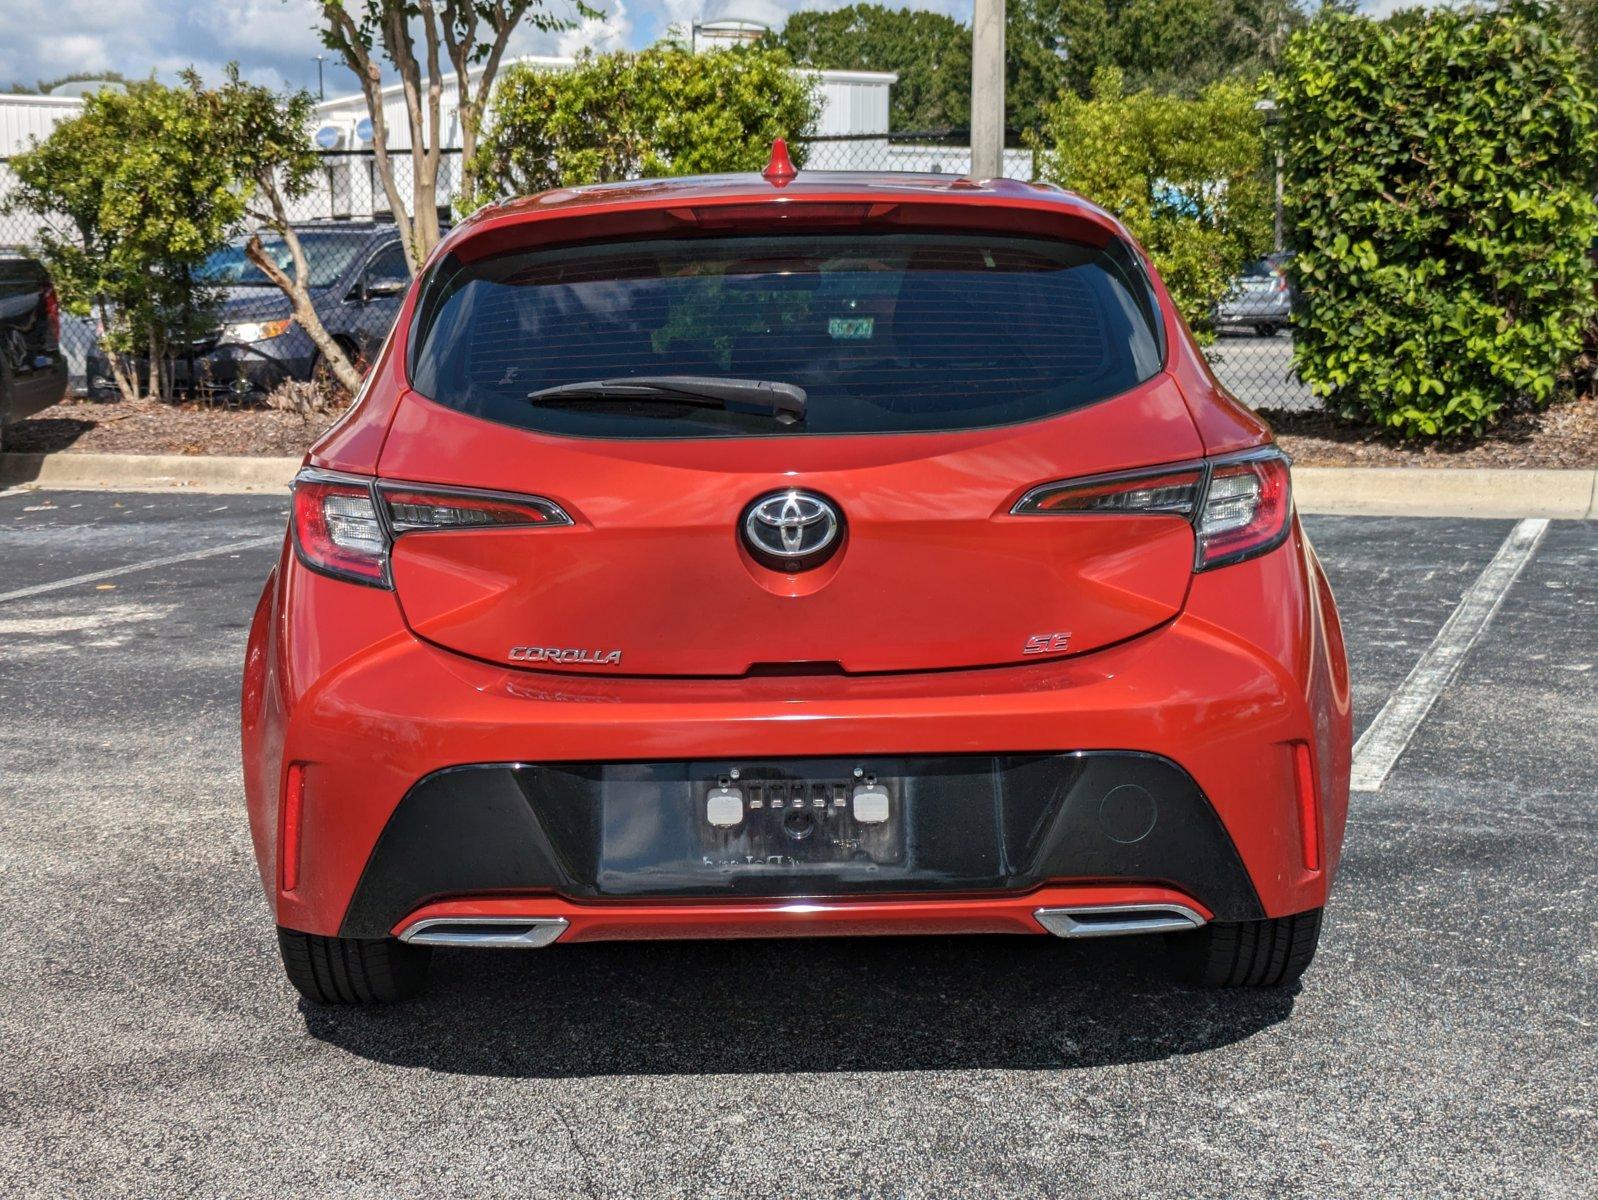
xmin=697 ymin=764 xmax=905 ymax=873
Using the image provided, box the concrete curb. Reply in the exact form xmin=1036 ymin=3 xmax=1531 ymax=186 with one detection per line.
xmin=0 ymin=452 xmax=298 ymax=494
xmin=3 ymin=453 xmax=1596 ymax=518
xmin=1293 ymin=467 xmax=1598 ymax=519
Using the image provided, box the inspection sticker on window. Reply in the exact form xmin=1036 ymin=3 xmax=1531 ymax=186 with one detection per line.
xmin=828 ymin=317 xmax=875 ymax=340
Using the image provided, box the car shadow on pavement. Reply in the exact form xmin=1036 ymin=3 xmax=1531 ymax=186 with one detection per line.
xmin=301 ymin=934 xmax=1297 ymax=1077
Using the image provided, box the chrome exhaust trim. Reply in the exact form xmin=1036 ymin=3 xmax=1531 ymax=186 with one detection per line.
xmin=398 ymin=916 xmax=569 ymax=948
xmin=1034 ymin=903 xmax=1206 ymax=939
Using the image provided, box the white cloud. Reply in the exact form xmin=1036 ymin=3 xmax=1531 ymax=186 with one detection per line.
xmin=0 ymin=0 xmax=1431 ymax=96
xmin=557 ymin=0 xmax=634 ymax=56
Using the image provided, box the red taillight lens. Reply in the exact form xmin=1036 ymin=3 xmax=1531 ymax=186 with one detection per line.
xmin=291 ymin=469 xmax=389 ymax=586
xmin=1012 ymin=464 xmax=1205 ymax=516
xmin=1194 ymin=449 xmax=1293 ymax=570
xmin=41 ymin=282 xmax=60 ymax=342
xmin=290 ymin=468 xmax=573 ymax=587
xmin=1012 ymin=447 xmax=1293 ymax=571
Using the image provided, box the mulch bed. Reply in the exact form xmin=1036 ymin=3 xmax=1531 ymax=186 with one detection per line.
xmin=1266 ymin=391 xmax=1598 ymax=469
xmin=4 ymin=397 xmax=341 ymax=459
xmin=8 ymin=390 xmax=1597 ymax=470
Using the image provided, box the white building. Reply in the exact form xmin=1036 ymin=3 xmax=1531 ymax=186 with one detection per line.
xmin=0 ymin=94 xmax=90 ymax=246
xmin=304 ymin=54 xmax=902 ymax=221
xmin=691 ymin=0 xmax=788 ymax=51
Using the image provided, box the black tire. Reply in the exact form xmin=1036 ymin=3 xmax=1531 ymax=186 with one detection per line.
xmin=1170 ymin=908 xmax=1323 ymax=988
xmin=1254 ymin=323 xmax=1282 ymax=338
xmin=276 ymin=926 xmax=432 ymax=1004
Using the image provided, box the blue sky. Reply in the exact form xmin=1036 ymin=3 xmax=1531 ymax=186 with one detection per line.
xmin=0 ymin=0 xmax=1416 ymax=99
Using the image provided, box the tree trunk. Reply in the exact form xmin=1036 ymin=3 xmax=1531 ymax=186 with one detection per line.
xmin=97 ymin=299 xmax=139 ymax=403
xmin=245 ymin=232 xmax=363 ymax=396
xmin=147 ymin=327 xmax=164 ymax=403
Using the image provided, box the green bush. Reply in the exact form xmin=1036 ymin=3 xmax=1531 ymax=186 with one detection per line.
xmin=8 ymin=78 xmax=251 ymax=401
xmin=464 ymin=46 xmax=819 ymax=209
xmin=1279 ymin=2 xmax=1598 ymax=437
xmin=1030 ymin=67 xmax=1272 ymax=339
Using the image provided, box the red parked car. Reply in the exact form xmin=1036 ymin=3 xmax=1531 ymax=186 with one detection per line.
xmin=242 ymin=148 xmax=1351 ymax=1004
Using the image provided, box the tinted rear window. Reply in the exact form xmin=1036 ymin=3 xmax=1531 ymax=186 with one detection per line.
xmin=410 ymin=233 xmax=1163 ymax=438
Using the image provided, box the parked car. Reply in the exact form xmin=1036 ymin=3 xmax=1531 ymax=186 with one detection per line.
xmin=0 ymin=251 xmax=68 ymax=450
xmin=1215 ymin=252 xmax=1294 ymax=337
xmin=86 ymin=222 xmax=413 ymax=399
xmin=244 ymin=151 xmax=1352 ymax=1004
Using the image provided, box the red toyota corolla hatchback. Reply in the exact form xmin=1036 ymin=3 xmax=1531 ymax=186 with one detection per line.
xmin=242 ymin=153 xmax=1351 ymax=1004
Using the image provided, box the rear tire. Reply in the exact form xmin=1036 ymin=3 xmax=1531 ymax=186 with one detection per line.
xmin=1171 ymin=908 xmax=1323 ymax=988
xmin=276 ymin=927 xmax=432 ymax=1004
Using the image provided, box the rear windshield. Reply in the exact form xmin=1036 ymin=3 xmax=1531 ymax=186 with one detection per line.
xmin=410 ymin=232 xmax=1164 ymax=439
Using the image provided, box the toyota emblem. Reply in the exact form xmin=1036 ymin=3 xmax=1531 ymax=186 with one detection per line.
xmin=742 ymin=489 xmax=842 ymax=570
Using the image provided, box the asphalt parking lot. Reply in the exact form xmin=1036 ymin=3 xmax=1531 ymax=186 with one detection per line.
xmin=1 ymin=489 xmax=1593 ymax=1198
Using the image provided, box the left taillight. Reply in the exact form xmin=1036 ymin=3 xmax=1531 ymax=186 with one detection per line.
xmin=290 ymin=467 xmax=572 ymax=588
xmin=1012 ymin=447 xmax=1293 ymax=572
xmin=291 ymin=469 xmax=390 ymax=586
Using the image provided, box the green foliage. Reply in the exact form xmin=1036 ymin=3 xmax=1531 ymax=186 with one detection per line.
xmin=465 ymin=46 xmax=819 ymax=206
xmin=1030 ymin=67 xmax=1272 ymax=337
xmin=771 ymin=5 xmax=971 ymax=131
xmin=1554 ymin=0 xmax=1598 ymax=91
xmin=198 ymin=67 xmax=321 ymax=208
xmin=771 ymin=0 xmax=1304 ymax=137
xmin=1279 ymin=2 xmax=1598 ymax=437
xmin=7 ymin=77 xmax=255 ymax=395
xmin=6 ymin=68 xmax=326 ymax=400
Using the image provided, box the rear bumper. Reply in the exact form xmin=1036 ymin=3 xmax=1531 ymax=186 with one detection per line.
xmin=392 ymin=885 xmax=1212 ymax=945
xmin=243 ymin=520 xmax=1352 ymax=938
xmin=337 ymin=753 xmax=1263 ymax=938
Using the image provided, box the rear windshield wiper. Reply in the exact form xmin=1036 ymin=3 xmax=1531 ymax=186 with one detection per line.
xmin=525 ymin=376 xmax=806 ymax=424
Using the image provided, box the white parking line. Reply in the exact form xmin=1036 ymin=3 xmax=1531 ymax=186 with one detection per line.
xmin=0 ymin=535 xmax=281 ymax=605
xmin=1350 ymin=518 xmax=1550 ymax=792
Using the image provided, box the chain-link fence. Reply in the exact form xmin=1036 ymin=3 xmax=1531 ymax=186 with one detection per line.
xmin=1 ymin=141 xmax=1311 ymax=413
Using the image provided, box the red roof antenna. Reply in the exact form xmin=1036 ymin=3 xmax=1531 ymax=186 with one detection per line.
xmin=763 ymin=138 xmax=798 ymax=186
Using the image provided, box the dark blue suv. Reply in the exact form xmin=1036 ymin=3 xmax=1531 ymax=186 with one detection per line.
xmin=87 ymin=222 xmax=413 ymax=399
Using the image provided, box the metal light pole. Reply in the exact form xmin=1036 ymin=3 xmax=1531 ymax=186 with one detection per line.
xmin=1255 ymin=98 xmax=1284 ymax=254
xmin=313 ymin=54 xmax=327 ymax=101
xmin=971 ymin=0 xmax=1005 ymax=179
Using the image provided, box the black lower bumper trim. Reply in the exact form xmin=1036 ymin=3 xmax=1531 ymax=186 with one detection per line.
xmin=339 ymin=752 xmax=1264 ymax=937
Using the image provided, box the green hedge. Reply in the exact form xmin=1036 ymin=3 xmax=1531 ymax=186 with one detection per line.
xmin=1279 ymin=2 xmax=1598 ymax=437
xmin=464 ymin=46 xmax=819 ymax=211
xmin=1030 ymin=67 xmax=1272 ymax=341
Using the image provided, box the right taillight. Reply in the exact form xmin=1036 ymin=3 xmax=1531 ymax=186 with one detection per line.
xmin=290 ymin=467 xmax=572 ymax=587
xmin=1194 ymin=448 xmax=1293 ymax=570
xmin=1012 ymin=446 xmax=1292 ymax=572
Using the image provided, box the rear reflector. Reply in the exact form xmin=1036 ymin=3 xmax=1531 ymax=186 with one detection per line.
xmin=280 ymin=763 xmax=306 ymax=893
xmin=290 ymin=467 xmax=571 ymax=588
xmin=1293 ymin=742 xmax=1322 ymax=872
xmin=1012 ymin=447 xmax=1293 ymax=572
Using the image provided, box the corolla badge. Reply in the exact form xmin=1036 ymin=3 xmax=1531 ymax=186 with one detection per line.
xmin=742 ymin=489 xmax=842 ymax=570
xmin=509 ymin=646 xmax=622 ymax=666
